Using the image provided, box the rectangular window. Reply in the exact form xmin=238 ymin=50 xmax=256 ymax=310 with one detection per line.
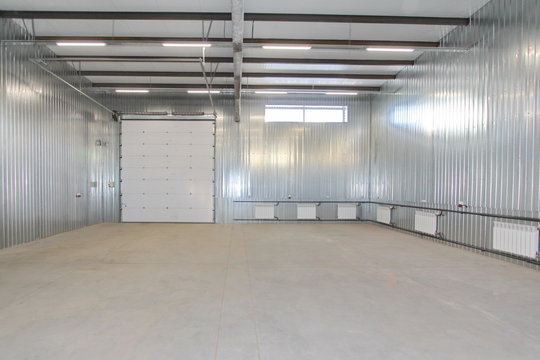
xmin=265 ymin=105 xmax=348 ymax=123
xmin=265 ymin=105 xmax=304 ymax=123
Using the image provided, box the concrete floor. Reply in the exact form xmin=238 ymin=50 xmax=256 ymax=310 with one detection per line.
xmin=1 ymin=224 xmax=539 ymax=359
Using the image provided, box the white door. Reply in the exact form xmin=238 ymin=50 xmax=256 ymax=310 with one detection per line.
xmin=120 ymin=120 xmax=215 ymax=222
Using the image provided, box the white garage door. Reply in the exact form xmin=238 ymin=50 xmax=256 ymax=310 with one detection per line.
xmin=120 ymin=119 xmax=215 ymax=223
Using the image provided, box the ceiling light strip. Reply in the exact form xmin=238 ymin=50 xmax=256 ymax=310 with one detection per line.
xmin=254 ymin=91 xmax=287 ymax=95
xmin=366 ymin=47 xmax=415 ymax=52
xmin=187 ymin=90 xmax=221 ymax=94
xmin=325 ymin=92 xmax=358 ymax=96
xmin=56 ymin=42 xmax=106 ymax=46
xmin=162 ymin=43 xmax=212 ymax=47
xmin=115 ymin=89 xmax=149 ymax=93
xmin=262 ymin=45 xmax=312 ymax=50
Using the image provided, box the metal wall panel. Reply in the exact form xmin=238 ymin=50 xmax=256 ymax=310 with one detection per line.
xmin=0 ymin=19 xmax=119 ymax=248
xmin=370 ymin=0 xmax=540 ymax=268
xmin=98 ymin=94 xmax=371 ymax=222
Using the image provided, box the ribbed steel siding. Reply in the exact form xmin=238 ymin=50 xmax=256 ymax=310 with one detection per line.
xmin=234 ymin=95 xmax=370 ymax=222
xmin=99 ymin=94 xmax=371 ymax=222
xmin=370 ymin=0 xmax=540 ymax=268
xmin=0 ymin=19 xmax=119 ymax=249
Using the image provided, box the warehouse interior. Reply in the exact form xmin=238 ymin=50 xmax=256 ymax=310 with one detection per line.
xmin=1 ymin=0 xmax=540 ymax=359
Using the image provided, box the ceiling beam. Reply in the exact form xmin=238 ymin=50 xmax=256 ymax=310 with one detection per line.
xmin=91 ymin=83 xmax=381 ymax=91
xmin=244 ymin=58 xmax=414 ymax=66
xmin=80 ymin=71 xmax=396 ymax=80
xmin=50 ymin=55 xmax=415 ymax=66
xmin=231 ymin=0 xmax=244 ymax=123
xmin=0 ymin=11 xmax=469 ymax=26
xmin=36 ymin=36 xmax=439 ymax=48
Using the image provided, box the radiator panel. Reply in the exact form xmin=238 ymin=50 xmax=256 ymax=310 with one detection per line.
xmin=337 ymin=204 xmax=358 ymax=220
xmin=493 ymin=222 xmax=539 ymax=259
xmin=414 ymin=211 xmax=438 ymax=235
xmin=254 ymin=204 xmax=275 ymax=219
xmin=376 ymin=206 xmax=392 ymax=224
xmin=297 ymin=203 xmax=317 ymax=219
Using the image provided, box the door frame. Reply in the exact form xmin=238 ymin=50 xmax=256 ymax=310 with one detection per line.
xmin=119 ymin=113 xmax=217 ymax=223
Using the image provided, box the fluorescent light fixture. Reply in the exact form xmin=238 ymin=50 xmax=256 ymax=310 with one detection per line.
xmin=286 ymin=91 xmax=324 ymax=95
xmin=187 ymin=90 xmax=220 ymax=94
xmin=366 ymin=47 xmax=415 ymax=52
xmin=254 ymin=91 xmax=287 ymax=95
xmin=325 ymin=92 xmax=358 ymax=96
xmin=162 ymin=43 xmax=212 ymax=48
xmin=262 ymin=45 xmax=312 ymax=50
xmin=115 ymin=89 xmax=149 ymax=93
xmin=56 ymin=42 xmax=106 ymax=47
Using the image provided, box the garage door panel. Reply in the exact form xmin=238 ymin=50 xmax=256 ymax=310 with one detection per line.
xmin=122 ymin=193 xmax=214 ymax=208
xmin=122 ymin=133 xmax=215 ymax=145
xmin=121 ymin=120 xmax=215 ymax=223
xmin=121 ymin=155 xmax=214 ymax=168
xmin=122 ymin=179 xmax=213 ymax=194
xmin=122 ymin=121 xmax=214 ymax=134
xmin=122 ymin=144 xmax=214 ymax=157
xmin=121 ymin=167 xmax=214 ymax=180
xmin=121 ymin=208 xmax=214 ymax=223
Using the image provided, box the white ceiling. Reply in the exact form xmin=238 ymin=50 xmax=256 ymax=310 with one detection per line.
xmin=0 ymin=0 xmax=490 ymax=17
xmin=76 ymin=62 xmax=403 ymax=75
xmin=1 ymin=0 xmax=492 ymax=92
xmin=27 ymin=19 xmax=451 ymax=42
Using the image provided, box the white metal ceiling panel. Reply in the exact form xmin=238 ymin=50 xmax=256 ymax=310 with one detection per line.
xmin=86 ymin=76 xmax=385 ymax=87
xmin=29 ymin=19 xmax=232 ymax=38
xmin=77 ymin=62 xmax=235 ymax=72
xmin=243 ymin=48 xmax=421 ymax=60
xmin=72 ymin=62 xmax=403 ymax=74
xmin=85 ymin=76 xmax=233 ymax=84
xmin=244 ymin=0 xmax=490 ymax=17
xmin=241 ymin=78 xmax=386 ymax=86
xmin=245 ymin=22 xmax=451 ymax=42
xmin=242 ymin=63 xmax=404 ymax=74
xmin=1 ymin=0 xmax=490 ymax=17
xmin=0 ymin=0 xmax=231 ymax=12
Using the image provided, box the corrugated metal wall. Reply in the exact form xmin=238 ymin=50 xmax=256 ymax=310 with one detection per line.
xmin=99 ymin=94 xmax=371 ymax=222
xmin=369 ymin=0 xmax=540 ymax=268
xmin=2 ymin=0 xmax=538 ymax=268
xmin=0 ymin=19 xmax=120 ymax=248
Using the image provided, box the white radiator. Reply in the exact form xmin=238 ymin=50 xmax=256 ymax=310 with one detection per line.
xmin=337 ymin=204 xmax=357 ymax=220
xmin=493 ymin=222 xmax=539 ymax=259
xmin=297 ymin=203 xmax=317 ymax=219
xmin=376 ymin=206 xmax=392 ymax=224
xmin=254 ymin=204 xmax=275 ymax=219
xmin=414 ymin=211 xmax=438 ymax=235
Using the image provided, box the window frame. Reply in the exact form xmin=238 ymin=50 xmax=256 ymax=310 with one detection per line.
xmin=264 ymin=104 xmax=349 ymax=123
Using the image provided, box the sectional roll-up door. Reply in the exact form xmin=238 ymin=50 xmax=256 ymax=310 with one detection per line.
xmin=120 ymin=119 xmax=215 ymax=223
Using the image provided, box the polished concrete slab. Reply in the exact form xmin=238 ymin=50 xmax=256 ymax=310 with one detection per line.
xmin=0 ymin=223 xmax=539 ymax=359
